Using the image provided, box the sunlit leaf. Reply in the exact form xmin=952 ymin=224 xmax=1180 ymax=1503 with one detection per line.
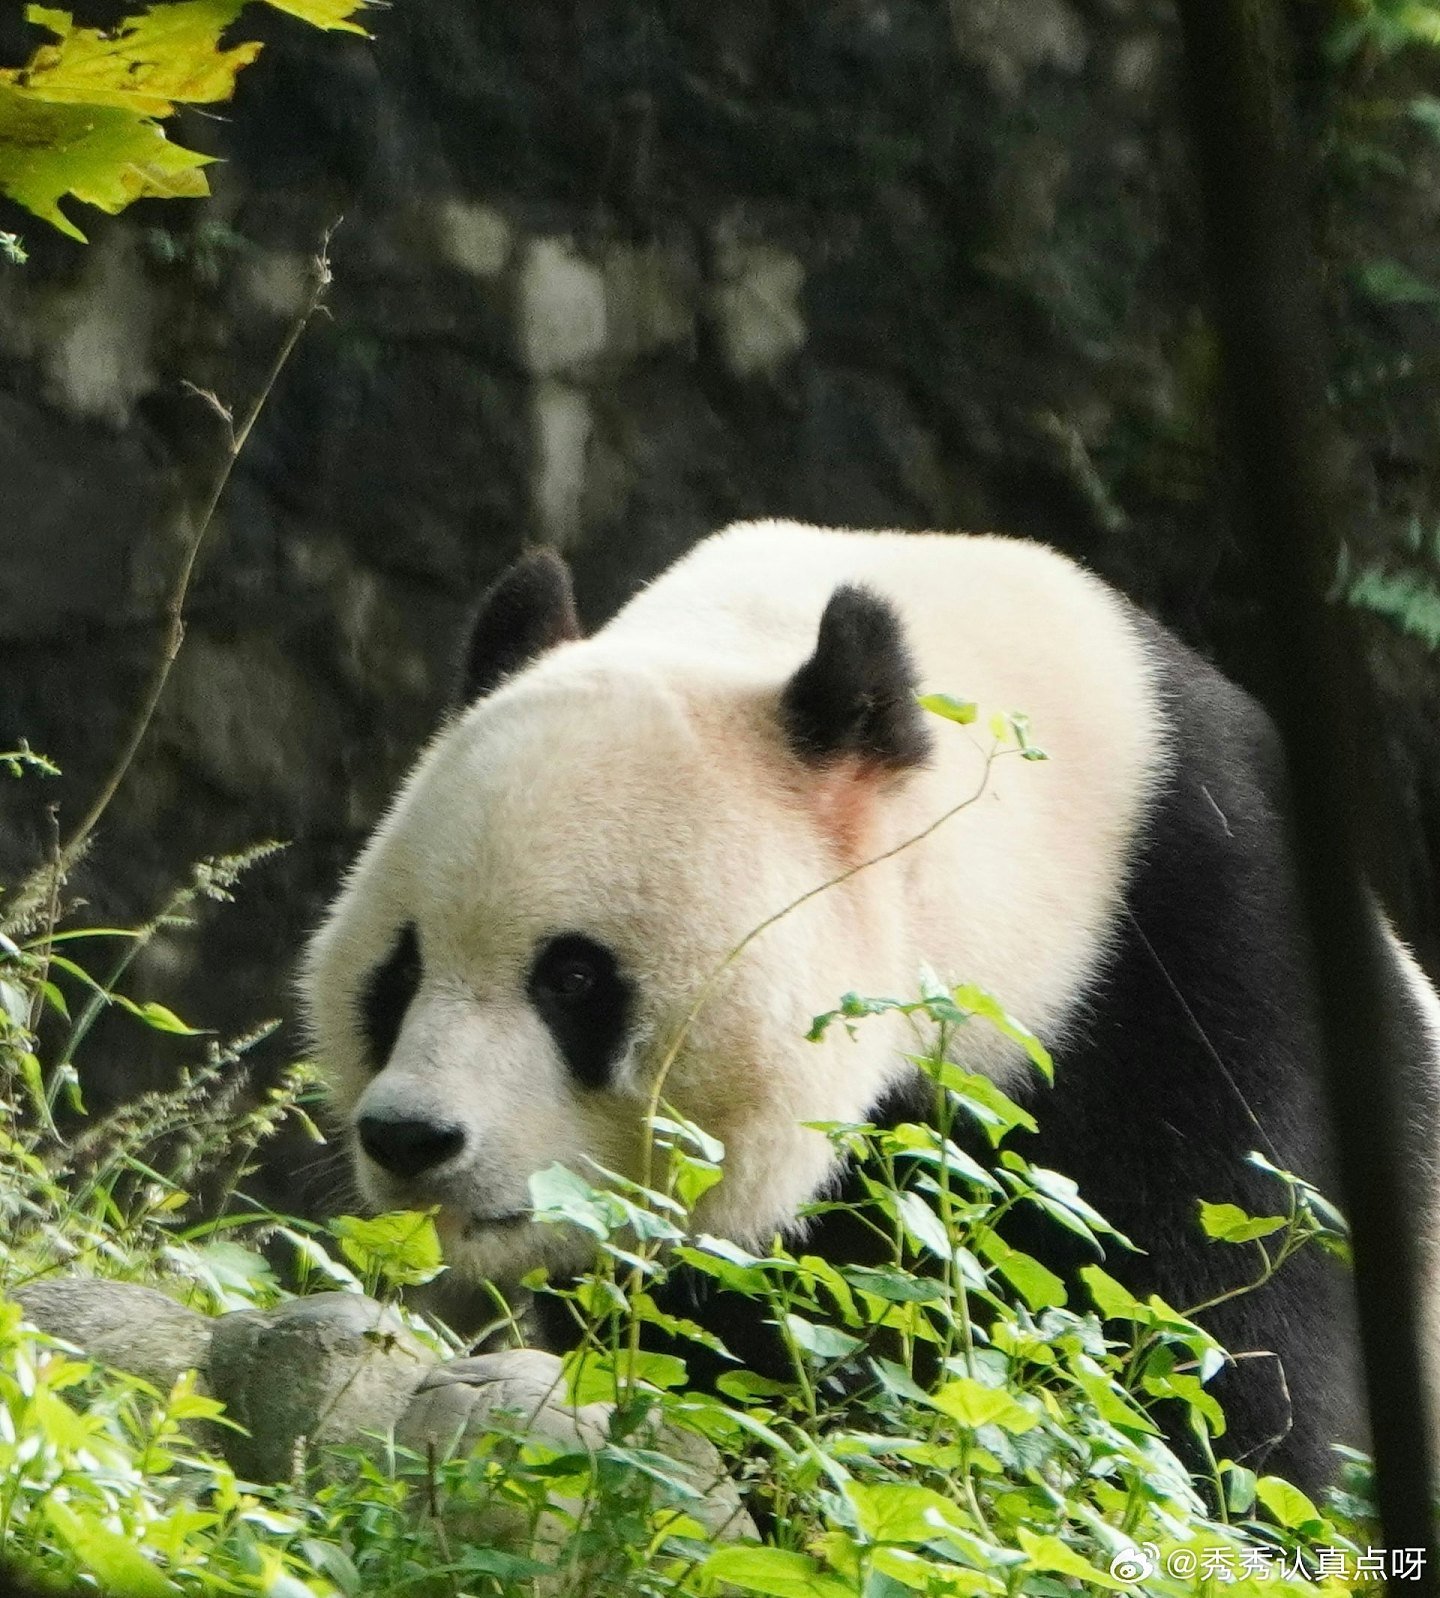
xmin=0 ymin=0 xmax=371 ymax=237
xmin=1198 ymin=1200 xmax=1287 ymax=1245
xmin=0 ymin=81 xmax=212 ymax=240
xmin=697 ymin=1545 xmax=854 ymax=1597
xmin=331 ymin=1210 xmax=444 ymax=1287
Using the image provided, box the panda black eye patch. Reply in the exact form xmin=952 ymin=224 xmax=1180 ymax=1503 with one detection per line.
xmin=527 ymin=933 xmax=631 ymax=1090
xmin=360 ymin=922 xmax=422 ymax=1070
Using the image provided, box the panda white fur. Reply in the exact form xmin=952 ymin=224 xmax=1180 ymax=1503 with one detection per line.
xmin=304 ymin=520 xmax=1440 ymax=1487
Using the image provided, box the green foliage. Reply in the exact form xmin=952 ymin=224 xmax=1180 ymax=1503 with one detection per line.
xmin=0 ymin=761 xmax=1389 ymax=1595
xmin=520 ymin=998 xmax=1376 ymax=1598
xmin=1331 ymin=0 xmax=1440 ymax=61
xmin=1334 ymin=525 xmax=1440 ymax=650
xmin=0 ymin=0 xmax=372 ymax=244
xmin=331 ymin=1210 xmax=445 ymax=1294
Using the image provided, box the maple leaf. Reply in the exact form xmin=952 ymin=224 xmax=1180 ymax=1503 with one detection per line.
xmin=0 ymin=0 xmax=372 ymax=241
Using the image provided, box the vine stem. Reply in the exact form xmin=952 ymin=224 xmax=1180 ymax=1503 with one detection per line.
xmin=4 ymin=227 xmax=336 ymax=931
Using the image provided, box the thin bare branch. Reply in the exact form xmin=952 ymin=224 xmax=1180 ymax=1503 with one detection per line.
xmin=3 ymin=224 xmax=339 ymax=935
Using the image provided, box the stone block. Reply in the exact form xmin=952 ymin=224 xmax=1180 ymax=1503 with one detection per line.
xmin=517 ymin=238 xmax=607 ymax=375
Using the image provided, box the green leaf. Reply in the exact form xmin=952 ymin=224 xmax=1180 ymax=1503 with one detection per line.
xmin=894 ymin=1190 xmax=953 ymax=1260
xmin=783 ymin=1313 xmax=863 ymax=1363
xmin=1016 ymin=1530 xmax=1129 ymax=1590
xmin=929 ymin=1376 xmax=1038 ymax=1434
xmin=716 ymin=1369 xmax=794 ymax=1401
xmin=1070 ymin=1354 xmax=1161 ymax=1436
xmin=1197 ymin=1200 xmax=1286 ymax=1244
xmin=566 ymin=1348 xmax=688 ymax=1402
xmin=697 ymin=1546 xmax=854 ymax=1597
xmin=528 ymin=1162 xmax=617 ymax=1234
xmin=0 ymin=80 xmax=212 ymax=240
xmin=975 ymin=1230 xmax=1067 ymax=1310
xmin=1255 ymin=1475 xmax=1323 ymax=1531
xmin=1080 ymin=1264 xmax=1151 ymax=1324
xmin=45 ymin=1500 xmax=181 ymax=1597
xmin=843 ymin=1264 xmax=947 ymax=1303
xmin=1224 ymin=1463 xmax=1258 ymax=1514
xmin=133 ymin=998 xmax=203 ymax=1034
xmin=935 ymin=1063 xmax=1038 ymax=1144
xmin=179 ymin=1238 xmax=279 ymax=1308
xmin=0 ymin=976 xmax=29 ymax=1026
xmin=1140 ymin=1364 xmax=1225 ymax=1435
xmin=331 ymin=1209 xmax=444 ymax=1287
xmin=916 ymin=692 xmax=978 ymax=725
xmin=950 ymin=985 xmax=1054 ymax=1082
xmin=846 ymin=1481 xmax=968 ymax=1544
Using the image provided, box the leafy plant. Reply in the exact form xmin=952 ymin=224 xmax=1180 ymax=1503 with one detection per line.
xmin=520 ymin=986 xmax=1373 ymax=1598
xmin=1331 ymin=0 xmax=1440 ymax=62
xmin=1334 ymin=522 xmax=1440 ymax=650
xmin=0 ymin=0 xmax=372 ymax=245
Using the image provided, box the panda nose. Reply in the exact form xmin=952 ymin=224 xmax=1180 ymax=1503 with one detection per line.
xmin=356 ymin=1115 xmax=466 ymax=1179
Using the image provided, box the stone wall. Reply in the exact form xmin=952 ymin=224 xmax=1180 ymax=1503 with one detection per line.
xmin=0 ymin=2 xmax=1436 ymax=1186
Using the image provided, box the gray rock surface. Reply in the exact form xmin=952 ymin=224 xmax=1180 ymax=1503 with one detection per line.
xmin=206 ymin=1290 xmax=437 ymax=1481
xmin=14 ymin=1278 xmax=214 ymax=1392
xmin=14 ymin=1278 xmax=755 ymax=1570
xmin=396 ymin=1347 xmax=756 ymax=1585
xmin=396 ymin=1348 xmax=611 ymax=1460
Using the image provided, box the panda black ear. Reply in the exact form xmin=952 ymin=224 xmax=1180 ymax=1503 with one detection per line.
xmin=458 ymin=548 xmax=582 ymax=703
xmin=780 ymin=585 xmax=932 ymax=770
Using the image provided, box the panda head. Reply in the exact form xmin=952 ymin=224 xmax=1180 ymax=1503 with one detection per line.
xmin=303 ymin=547 xmax=934 ymax=1286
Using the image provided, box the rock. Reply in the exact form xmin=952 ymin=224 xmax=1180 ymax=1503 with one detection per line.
xmin=207 ymin=1291 xmax=437 ymax=1481
xmin=242 ymin=250 xmax=319 ymax=320
xmin=396 ymin=1348 xmax=611 ymax=1460
xmin=517 ymin=238 xmax=608 ymax=375
xmin=0 ymin=391 xmax=174 ymax=645
xmin=433 ymin=200 xmax=514 ymax=279
xmin=710 ymin=237 xmax=806 ymax=379
xmin=14 ymin=1279 xmax=214 ymax=1393
xmin=949 ymin=0 xmax=1089 ymax=95
xmin=40 ymin=230 xmax=158 ymax=425
xmin=394 ymin=1347 xmax=755 ymax=1588
xmin=397 ymin=1348 xmax=756 ymax=1537
xmin=15 ymin=1279 xmax=755 ymax=1571
xmin=602 ymin=241 xmax=696 ymax=360
xmin=531 ymin=380 xmax=593 ymax=544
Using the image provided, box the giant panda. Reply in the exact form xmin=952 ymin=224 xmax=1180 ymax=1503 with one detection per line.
xmin=303 ymin=520 xmax=1440 ymax=1489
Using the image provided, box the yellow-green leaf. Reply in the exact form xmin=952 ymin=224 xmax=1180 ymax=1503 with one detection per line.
xmin=1198 ymin=1200 xmax=1287 ymax=1244
xmin=916 ymin=691 xmax=978 ymax=725
xmin=45 ymin=1500 xmax=181 ymax=1598
xmin=0 ymin=0 xmax=372 ymax=237
xmin=697 ymin=1546 xmax=853 ymax=1597
xmin=1255 ymin=1476 xmax=1323 ymax=1531
xmin=258 ymin=0 xmax=372 ymax=33
xmin=929 ymin=1376 xmax=1038 ymax=1434
xmin=331 ymin=1210 xmax=444 ymax=1287
xmin=1017 ymin=1530 xmax=1130 ymax=1590
xmin=15 ymin=3 xmax=258 ymax=117
xmin=846 ymin=1481 xmax=968 ymax=1545
xmin=0 ymin=81 xmax=211 ymax=240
